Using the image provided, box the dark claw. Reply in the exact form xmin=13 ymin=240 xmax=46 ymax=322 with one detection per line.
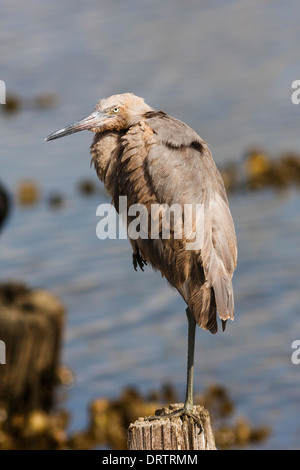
xmin=133 ymin=254 xmax=138 ymax=271
xmin=132 ymin=253 xmax=147 ymax=272
xmin=147 ymin=408 xmax=202 ymax=434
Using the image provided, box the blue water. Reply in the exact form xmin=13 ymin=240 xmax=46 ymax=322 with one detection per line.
xmin=1 ymin=0 xmax=300 ymax=449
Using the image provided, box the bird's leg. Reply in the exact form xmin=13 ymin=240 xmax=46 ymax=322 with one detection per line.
xmin=183 ymin=306 xmax=196 ymax=414
xmin=148 ymin=307 xmax=202 ymax=431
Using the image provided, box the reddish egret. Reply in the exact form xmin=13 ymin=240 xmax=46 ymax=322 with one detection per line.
xmin=45 ymin=93 xmax=237 ymax=426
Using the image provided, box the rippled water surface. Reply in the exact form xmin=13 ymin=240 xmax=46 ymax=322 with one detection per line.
xmin=1 ymin=0 xmax=300 ymax=449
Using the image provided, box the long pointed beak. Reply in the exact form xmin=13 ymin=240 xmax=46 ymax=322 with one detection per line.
xmin=44 ymin=111 xmax=105 ymax=141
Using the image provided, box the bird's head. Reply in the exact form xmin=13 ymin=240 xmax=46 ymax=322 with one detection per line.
xmin=44 ymin=93 xmax=152 ymax=141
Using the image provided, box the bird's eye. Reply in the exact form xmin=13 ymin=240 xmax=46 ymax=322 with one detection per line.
xmin=112 ymin=107 xmax=119 ymax=114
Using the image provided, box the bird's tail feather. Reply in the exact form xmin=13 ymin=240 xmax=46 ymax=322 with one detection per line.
xmin=189 ymin=284 xmax=218 ymax=334
xmin=187 ymin=276 xmax=234 ymax=334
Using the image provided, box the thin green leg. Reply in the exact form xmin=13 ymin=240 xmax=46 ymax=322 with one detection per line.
xmin=148 ymin=307 xmax=201 ymax=431
xmin=183 ymin=307 xmax=196 ymax=413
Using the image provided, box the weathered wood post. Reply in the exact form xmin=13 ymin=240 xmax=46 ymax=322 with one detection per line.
xmin=127 ymin=403 xmax=216 ymax=450
xmin=0 ymin=282 xmax=65 ymax=415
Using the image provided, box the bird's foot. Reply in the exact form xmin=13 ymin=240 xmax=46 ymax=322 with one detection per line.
xmin=132 ymin=252 xmax=147 ymax=271
xmin=147 ymin=404 xmax=202 ymax=434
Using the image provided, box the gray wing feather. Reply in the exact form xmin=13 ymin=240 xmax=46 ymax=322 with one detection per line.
xmin=145 ymin=113 xmax=237 ymax=329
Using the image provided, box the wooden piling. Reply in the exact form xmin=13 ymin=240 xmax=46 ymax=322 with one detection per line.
xmin=127 ymin=403 xmax=216 ymax=450
xmin=0 ymin=282 xmax=65 ymax=415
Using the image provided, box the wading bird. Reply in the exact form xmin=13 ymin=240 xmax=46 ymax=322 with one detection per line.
xmin=45 ymin=93 xmax=237 ymax=426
